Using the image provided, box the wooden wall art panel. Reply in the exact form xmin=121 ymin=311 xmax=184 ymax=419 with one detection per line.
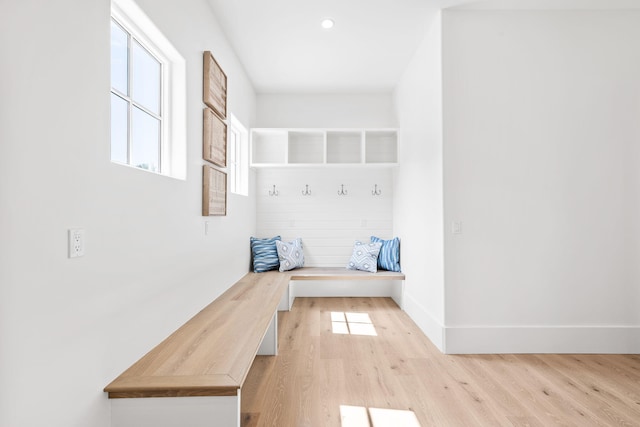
xmin=203 ymin=51 xmax=227 ymax=119
xmin=203 ymin=165 xmax=227 ymax=216
xmin=203 ymin=107 xmax=227 ymax=167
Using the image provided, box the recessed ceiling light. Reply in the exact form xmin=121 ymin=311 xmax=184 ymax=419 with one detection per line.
xmin=321 ymin=18 xmax=335 ymax=29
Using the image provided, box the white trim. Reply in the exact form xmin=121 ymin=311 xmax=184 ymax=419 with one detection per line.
xmin=443 ymin=325 xmax=640 ymax=354
xmin=400 ymin=293 xmax=639 ymax=354
xmin=111 ymin=0 xmax=186 ymax=180
xmin=228 ymin=113 xmax=249 ymax=196
xmin=111 ymin=0 xmax=173 ymax=63
xmin=403 ymin=293 xmax=445 ymax=352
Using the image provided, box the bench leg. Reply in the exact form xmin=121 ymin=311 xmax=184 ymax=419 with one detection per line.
xmin=110 ymin=392 xmax=240 ymax=427
xmin=391 ymin=280 xmax=405 ymax=310
xmin=257 ymin=311 xmax=278 ymax=356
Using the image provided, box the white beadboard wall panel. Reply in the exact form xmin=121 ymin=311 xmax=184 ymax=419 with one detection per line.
xmin=256 ymin=168 xmax=394 ymax=267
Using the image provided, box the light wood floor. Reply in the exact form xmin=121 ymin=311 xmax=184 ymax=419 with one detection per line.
xmin=241 ymin=297 xmax=640 ymax=427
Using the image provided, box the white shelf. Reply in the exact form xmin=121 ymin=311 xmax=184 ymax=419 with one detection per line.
xmin=289 ymin=131 xmax=324 ymax=164
xmin=327 ymin=131 xmax=362 ymax=164
xmin=365 ymin=130 xmax=397 ymax=164
xmin=251 ymin=128 xmax=398 ymax=167
xmin=251 ymin=130 xmax=287 ymax=165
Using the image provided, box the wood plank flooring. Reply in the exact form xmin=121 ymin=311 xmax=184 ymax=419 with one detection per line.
xmin=241 ymin=297 xmax=640 ymax=427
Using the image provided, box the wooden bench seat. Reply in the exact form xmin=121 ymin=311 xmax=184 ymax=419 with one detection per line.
xmin=104 ymin=267 xmax=405 ymax=427
xmin=104 ymin=271 xmax=289 ymax=399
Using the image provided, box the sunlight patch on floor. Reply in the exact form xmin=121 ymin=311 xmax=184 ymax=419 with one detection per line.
xmin=340 ymin=405 xmax=370 ymax=427
xmin=331 ymin=312 xmax=377 ymax=336
xmin=340 ymin=405 xmax=421 ymax=427
xmin=369 ymin=407 xmax=421 ymax=427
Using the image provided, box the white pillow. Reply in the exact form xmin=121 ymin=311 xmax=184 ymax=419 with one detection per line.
xmin=346 ymin=241 xmax=382 ymax=273
xmin=276 ymin=238 xmax=305 ymax=272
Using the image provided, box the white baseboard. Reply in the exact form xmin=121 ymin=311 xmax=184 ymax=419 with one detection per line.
xmin=444 ymin=325 xmax=640 ymax=354
xmin=403 ymin=293 xmax=445 ymax=352
xmin=401 ymin=293 xmax=640 ymax=354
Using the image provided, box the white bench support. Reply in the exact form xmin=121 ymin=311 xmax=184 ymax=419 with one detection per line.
xmin=290 ymin=279 xmax=405 ymax=309
xmin=257 ymin=311 xmax=278 ymax=355
xmin=111 ymin=393 xmax=240 ymax=427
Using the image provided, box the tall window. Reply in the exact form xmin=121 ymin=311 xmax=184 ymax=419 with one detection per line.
xmin=110 ymin=19 xmax=162 ymax=172
xmin=228 ymin=114 xmax=249 ymax=196
xmin=110 ymin=0 xmax=186 ymax=179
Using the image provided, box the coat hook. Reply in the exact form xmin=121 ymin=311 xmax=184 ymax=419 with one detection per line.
xmin=372 ymin=184 xmax=382 ymax=196
xmin=338 ymin=184 xmax=348 ymax=196
xmin=302 ymin=184 xmax=311 ymax=196
xmin=269 ymin=185 xmax=279 ymax=196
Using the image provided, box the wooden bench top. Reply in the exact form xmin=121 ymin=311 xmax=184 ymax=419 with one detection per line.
xmin=288 ymin=267 xmax=405 ymax=281
xmin=104 ymin=267 xmax=404 ymax=399
xmin=104 ymin=272 xmax=290 ymax=398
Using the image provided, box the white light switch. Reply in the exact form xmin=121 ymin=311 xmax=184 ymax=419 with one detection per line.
xmin=452 ymin=221 xmax=462 ymax=234
xmin=68 ymin=228 xmax=85 ymax=258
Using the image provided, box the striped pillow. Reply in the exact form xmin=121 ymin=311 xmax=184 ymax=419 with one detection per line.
xmin=250 ymin=236 xmax=281 ymax=273
xmin=371 ymin=236 xmax=401 ymax=272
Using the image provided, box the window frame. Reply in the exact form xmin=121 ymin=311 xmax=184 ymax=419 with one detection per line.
xmin=228 ymin=113 xmax=249 ymax=196
xmin=110 ymin=17 xmax=165 ymax=172
xmin=110 ymin=0 xmax=186 ymax=179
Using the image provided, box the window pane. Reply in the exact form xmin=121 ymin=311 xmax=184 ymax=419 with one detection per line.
xmin=110 ymin=20 xmax=128 ymax=94
xmin=132 ymin=40 xmax=161 ymax=115
xmin=131 ymin=106 xmax=160 ymax=172
xmin=110 ymin=93 xmax=128 ymax=164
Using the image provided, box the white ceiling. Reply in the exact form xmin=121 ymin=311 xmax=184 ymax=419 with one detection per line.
xmin=206 ymin=0 xmax=640 ymax=94
xmin=206 ymin=0 xmax=447 ymax=94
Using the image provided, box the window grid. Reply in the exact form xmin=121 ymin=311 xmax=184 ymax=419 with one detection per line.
xmin=110 ymin=17 xmax=163 ymax=173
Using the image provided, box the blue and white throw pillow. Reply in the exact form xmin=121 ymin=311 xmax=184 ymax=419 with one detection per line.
xmin=370 ymin=236 xmax=401 ymax=272
xmin=347 ymin=241 xmax=382 ymax=273
xmin=250 ymin=236 xmax=281 ymax=273
xmin=276 ymin=238 xmax=305 ymax=272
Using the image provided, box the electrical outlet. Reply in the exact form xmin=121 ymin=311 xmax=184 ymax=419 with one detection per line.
xmin=68 ymin=228 xmax=85 ymax=258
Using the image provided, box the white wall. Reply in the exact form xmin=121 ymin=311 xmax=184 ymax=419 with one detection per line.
xmin=442 ymin=9 xmax=640 ymax=353
xmin=256 ymin=168 xmax=394 ymax=266
xmin=0 ymin=0 xmax=256 ymax=426
xmin=253 ymin=93 xmax=398 ymax=269
xmin=255 ymin=93 xmax=396 ymax=128
xmin=392 ymin=11 xmax=446 ymax=350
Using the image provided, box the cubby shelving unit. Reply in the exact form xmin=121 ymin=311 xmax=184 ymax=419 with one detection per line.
xmin=251 ymin=129 xmax=288 ymax=164
xmin=250 ymin=128 xmax=398 ymax=167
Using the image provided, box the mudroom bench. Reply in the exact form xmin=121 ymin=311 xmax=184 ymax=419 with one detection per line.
xmin=104 ymin=267 xmax=405 ymax=427
xmin=283 ymin=266 xmax=406 ymax=311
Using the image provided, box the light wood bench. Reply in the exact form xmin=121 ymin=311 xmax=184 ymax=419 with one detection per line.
xmin=104 ymin=267 xmax=404 ymax=427
xmin=104 ymin=271 xmax=289 ymax=427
